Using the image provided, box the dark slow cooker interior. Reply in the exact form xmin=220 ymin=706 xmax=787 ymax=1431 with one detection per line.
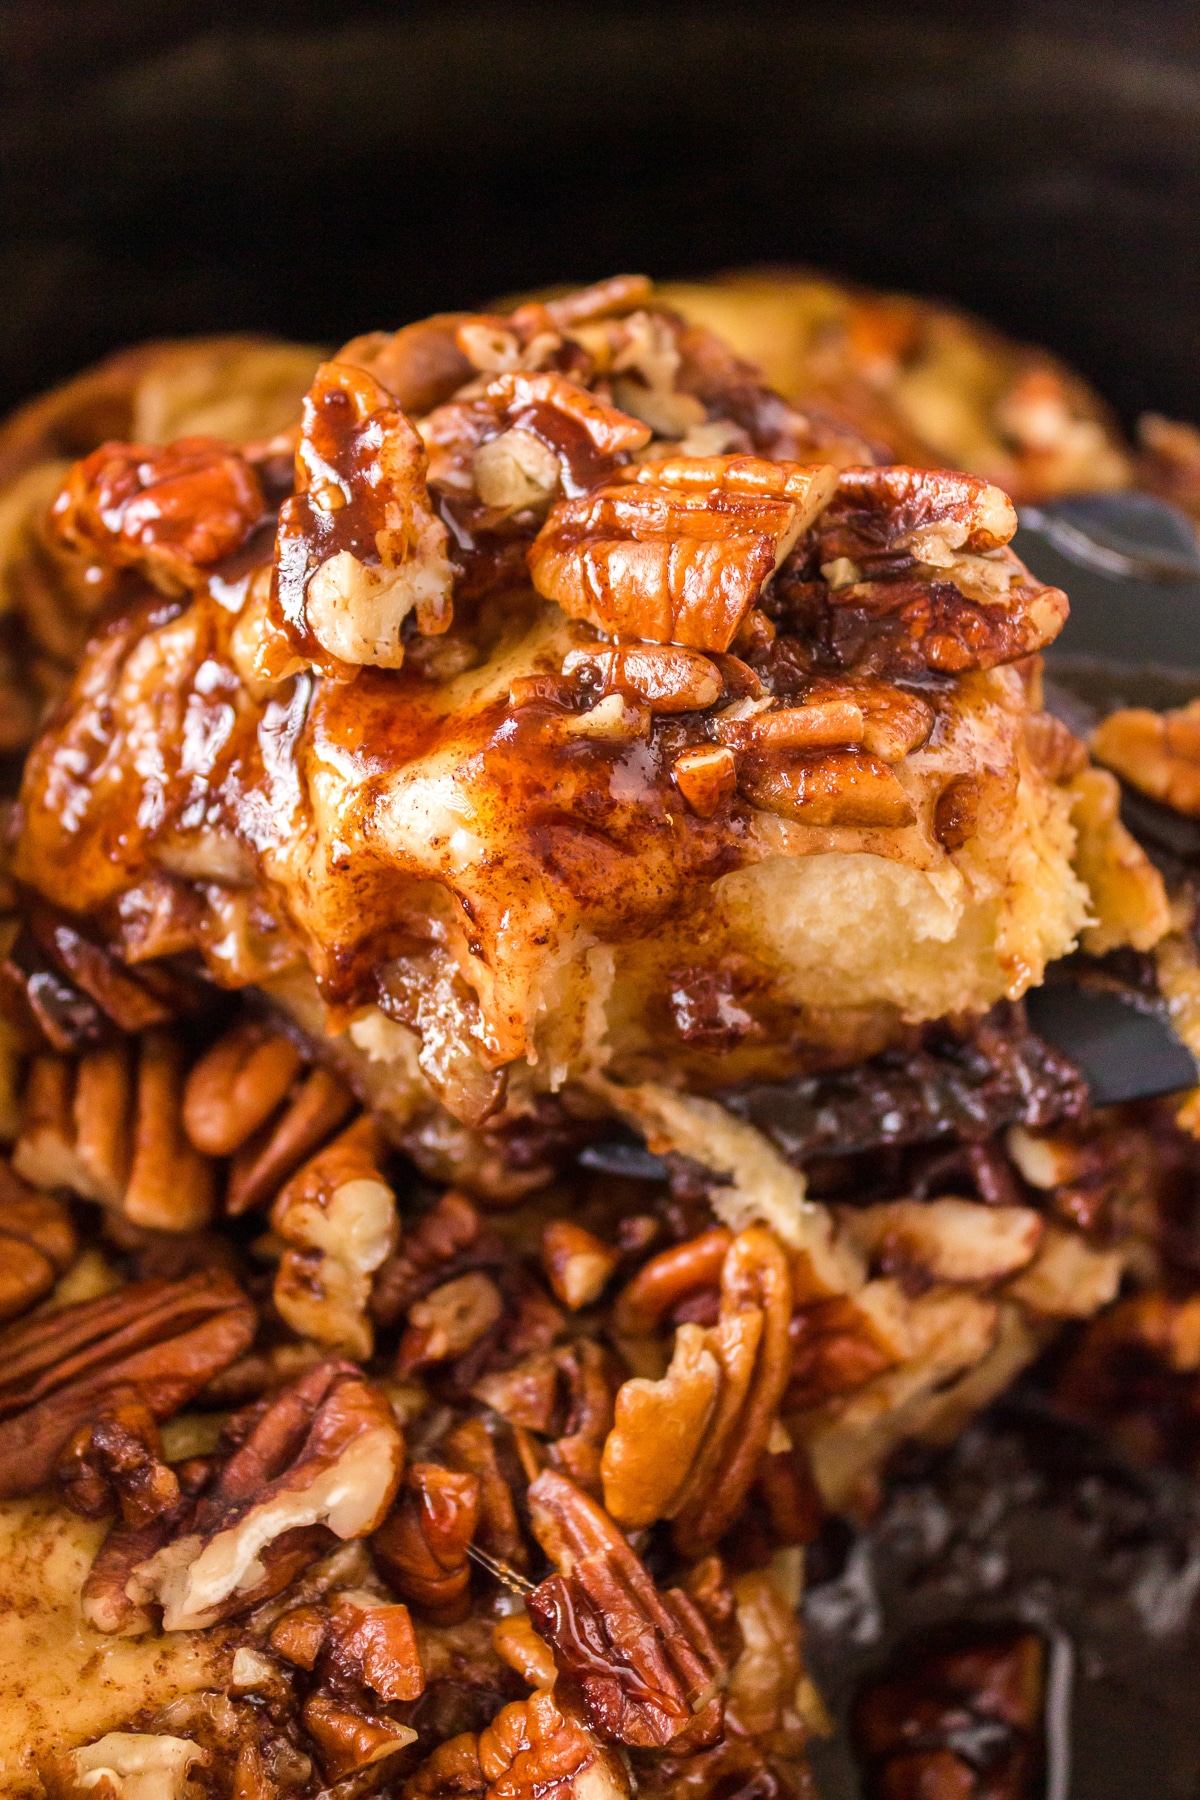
xmin=3 ymin=0 xmax=1200 ymax=426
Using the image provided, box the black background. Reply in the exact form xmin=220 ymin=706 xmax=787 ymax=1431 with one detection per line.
xmin=3 ymin=0 xmax=1200 ymax=426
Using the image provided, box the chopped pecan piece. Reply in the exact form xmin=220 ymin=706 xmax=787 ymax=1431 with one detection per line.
xmin=1066 ymin=766 xmax=1169 ymax=956
xmin=526 ymin=1469 xmax=725 ymax=1750
xmin=325 ymin=1586 xmax=426 ymax=1702
xmin=0 ymin=1162 xmax=76 ymax=1270
xmin=78 ymin=1447 xmax=210 ymax=1637
xmin=786 ymin=1289 xmax=911 ymax=1411
xmin=775 ymin=561 xmax=1069 ymax=678
xmin=398 ymin=1271 xmax=506 ymax=1374
xmin=40 ymin=1730 xmax=208 ymax=1800
xmin=529 ymin=457 xmax=835 ymax=651
xmin=560 ymin=643 xmax=723 ymax=714
xmin=1092 ymin=698 xmax=1200 ymax=818
xmin=372 ymin=1461 xmax=481 ymax=1624
xmin=0 ymin=1166 xmax=75 ymax=1323
xmin=0 ymin=1228 xmax=58 ymax=1322
xmin=547 ymin=274 xmax=655 ymax=329
xmin=302 ymin=1692 xmax=418 ymax=1783
xmin=853 ymin=1625 xmax=1045 ymax=1800
xmin=737 ymin=747 xmax=916 ymax=829
xmin=371 ymin=1189 xmax=489 ymax=1327
xmin=58 ymin=1390 xmax=181 ymax=1526
xmin=423 ymin=370 xmax=650 ymax=505
xmin=403 ymin=1730 xmax=487 ymax=1800
xmin=131 ymin=1359 xmax=404 ymax=1630
xmin=270 ymin=1602 xmax=329 ymax=1670
xmin=724 ymin=1569 xmax=809 ymax=1741
xmin=0 ymin=1272 xmax=254 ymax=1497
xmin=478 ymin=1687 xmax=632 ymax=1800
xmin=672 ymin=746 xmax=738 ymax=819
xmin=444 ymin=1417 xmax=529 ymax=1571
xmin=49 ymin=434 xmax=266 ymax=594
xmin=494 ymin=1613 xmax=560 ymax=1688
xmin=272 ymin=359 xmax=454 ymax=673
xmin=843 ymin=1199 xmax=1042 ymax=1287
xmin=271 ymin=1115 xmax=398 ymax=1357
xmin=1137 ymin=411 xmax=1200 ymax=519
xmin=540 ymin=1222 xmax=619 ymax=1312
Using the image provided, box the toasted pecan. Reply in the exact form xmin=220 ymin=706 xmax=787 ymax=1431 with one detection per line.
xmin=273 ymin=359 xmax=454 ymax=674
xmin=0 ymin=1271 xmax=255 ymax=1496
xmin=49 ymin=433 xmax=266 ymax=595
xmin=526 ymin=1469 xmax=725 ymax=1750
xmin=131 ymin=1359 xmax=403 ymax=1631
xmin=529 ymin=457 xmax=834 ymax=651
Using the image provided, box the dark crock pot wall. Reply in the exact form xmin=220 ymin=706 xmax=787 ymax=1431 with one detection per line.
xmin=3 ymin=0 xmax=1200 ymax=424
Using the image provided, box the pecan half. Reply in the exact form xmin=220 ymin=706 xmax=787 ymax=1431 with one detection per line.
xmin=814 ymin=466 xmax=1017 ymax=567
xmin=272 ymin=359 xmax=454 ymax=673
xmin=14 ymin=1035 xmax=218 ymax=1231
xmin=598 ymin=1325 xmax=720 ymax=1530
xmin=132 ymin=1359 xmax=404 ymax=1630
xmin=529 ymin=457 xmax=835 ymax=651
xmin=0 ymin=1272 xmax=255 ymax=1497
xmin=182 ymin=1019 xmax=303 ymax=1156
xmin=49 ymin=434 xmax=266 ymax=594
xmin=371 ymin=1461 xmax=481 ymax=1624
xmin=227 ymin=1063 xmax=357 ymax=1216
xmin=612 ymin=1228 xmax=732 ymax=1339
xmin=271 ymin=1115 xmax=398 ymax=1357
xmin=526 ymin=1469 xmax=725 ymax=1750
xmin=479 ymin=1688 xmax=631 ymax=1800
xmin=1092 ymin=698 xmax=1200 ymax=818
xmin=603 ymin=1227 xmax=794 ymax=1553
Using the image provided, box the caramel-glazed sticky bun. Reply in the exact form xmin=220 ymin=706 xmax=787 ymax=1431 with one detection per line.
xmin=0 ymin=273 xmax=1195 ymax=1800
